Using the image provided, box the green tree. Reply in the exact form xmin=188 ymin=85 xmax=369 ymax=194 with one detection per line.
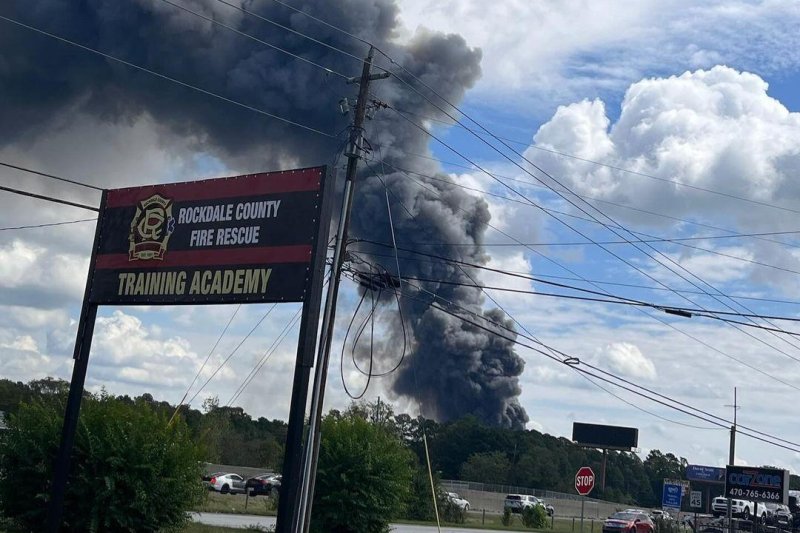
xmin=0 ymin=392 xmax=202 ymax=532
xmin=460 ymin=451 xmax=511 ymax=484
xmin=311 ymin=412 xmax=414 ymax=533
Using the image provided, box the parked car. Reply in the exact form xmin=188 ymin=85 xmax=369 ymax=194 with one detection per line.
xmin=503 ymin=494 xmax=552 ymax=515
xmin=650 ymin=510 xmax=672 ymax=521
xmin=208 ymin=473 xmax=246 ymax=495
xmin=711 ymin=497 xmax=766 ymax=522
xmin=202 ymin=471 xmax=226 ymax=485
xmin=444 ymin=492 xmax=470 ymax=511
xmin=764 ymin=503 xmax=792 ymax=527
xmin=602 ymin=511 xmax=655 ymax=533
xmin=246 ymin=474 xmax=281 ymax=497
xmin=542 ymin=499 xmax=555 ymax=517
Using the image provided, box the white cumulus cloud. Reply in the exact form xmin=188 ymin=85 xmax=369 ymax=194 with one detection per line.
xmin=598 ymin=342 xmax=657 ymax=380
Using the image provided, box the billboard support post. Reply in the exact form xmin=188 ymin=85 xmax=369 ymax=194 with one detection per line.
xmin=46 ymin=191 xmax=107 ymax=532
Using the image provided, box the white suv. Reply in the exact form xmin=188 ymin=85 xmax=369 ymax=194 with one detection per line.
xmin=445 ymin=492 xmax=471 ymax=511
xmin=504 ymin=494 xmax=553 ymax=516
xmin=712 ymin=497 xmax=767 ymax=522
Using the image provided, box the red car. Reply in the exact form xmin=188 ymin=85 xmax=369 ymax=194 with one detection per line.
xmin=603 ymin=511 xmax=655 ymax=533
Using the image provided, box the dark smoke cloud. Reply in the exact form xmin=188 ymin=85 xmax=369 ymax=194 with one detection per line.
xmin=0 ymin=0 xmax=527 ymax=427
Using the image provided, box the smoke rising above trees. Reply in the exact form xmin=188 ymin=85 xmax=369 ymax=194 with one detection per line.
xmin=0 ymin=0 xmax=527 ymax=427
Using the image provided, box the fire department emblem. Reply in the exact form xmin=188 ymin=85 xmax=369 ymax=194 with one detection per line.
xmin=128 ymin=194 xmax=176 ymax=261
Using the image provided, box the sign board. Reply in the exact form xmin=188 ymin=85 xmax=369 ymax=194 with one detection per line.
xmin=572 ymin=422 xmax=639 ymax=451
xmin=89 ymin=167 xmax=328 ymax=305
xmin=575 ymin=466 xmax=595 ymax=496
xmin=686 ymin=464 xmax=726 ymax=484
xmin=664 ymin=478 xmax=691 ymax=496
xmin=725 ymin=465 xmax=789 ymax=504
xmin=690 ymin=490 xmax=702 ymax=509
xmin=663 ymin=483 xmax=683 ymax=510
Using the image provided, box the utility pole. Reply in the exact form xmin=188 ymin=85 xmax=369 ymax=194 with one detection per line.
xmin=293 ymin=45 xmax=389 ymax=533
xmin=724 ymin=387 xmax=739 ymax=533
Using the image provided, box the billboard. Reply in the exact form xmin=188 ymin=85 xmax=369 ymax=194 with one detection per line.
xmin=89 ymin=167 xmax=329 ymax=305
xmin=725 ymin=465 xmax=789 ymax=504
xmin=686 ymin=464 xmax=726 ymax=484
xmin=572 ymin=422 xmax=639 ymax=450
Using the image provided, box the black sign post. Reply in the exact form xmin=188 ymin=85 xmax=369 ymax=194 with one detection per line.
xmin=45 ymin=168 xmax=333 ymax=532
xmin=46 ymin=191 xmax=107 ymax=532
xmin=725 ymin=465 xmax=789 ymax=504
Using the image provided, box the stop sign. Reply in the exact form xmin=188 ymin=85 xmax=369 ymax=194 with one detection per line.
xmin=575 ymin=466 xmax=595 ymax=496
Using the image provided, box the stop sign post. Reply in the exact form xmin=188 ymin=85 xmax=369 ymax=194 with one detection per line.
xmin=575 ymin=467 xmax=595 ymax=533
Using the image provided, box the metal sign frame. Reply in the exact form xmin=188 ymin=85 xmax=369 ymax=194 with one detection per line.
xmin=45 ymin=167 xmax=335 ymax=532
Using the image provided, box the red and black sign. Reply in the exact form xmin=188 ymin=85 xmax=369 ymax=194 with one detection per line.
xmin=89 ymin=167 xmax=330 ymax=305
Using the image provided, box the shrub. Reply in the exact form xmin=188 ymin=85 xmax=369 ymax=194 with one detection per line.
xmin=0 ymin=392 xmax=203 ymax=532
xmin=438 ymin=495 xmax=466 ymax=524
xmin=310 ymin=413 xmax=414 ymax=533
xmin=502 ymin=507 xmax=514 ymax=526
xmin=522 ymin=505 xmax=549 ymax=529
xmin=404 ymin=465 xmax=440 ymax=521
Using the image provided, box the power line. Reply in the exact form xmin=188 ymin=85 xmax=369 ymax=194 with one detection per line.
xmin=0 ymin=161 xmax=103 ymax=191
xmin=212 ymin=0 xmax=367 ymax=65
xmin=0 ymin=184 xmax=100 ymax=212
xmin=370 ymin=166 xmax=800 ymax=394
xmin=382 ymin=230 xmax=800 ymax=248
xmin=171 ymin=304 xmax=242 ymax=421
xmin=380 ymin=154 xmax=800 ymax=250
xmin=0 ymin=14 xmax=337 ymax=139
xmin=185 ymin=304 xmax=277 ymax=407
xmin=258 ymin=0 xmax=800 ymax=361
xmin=391 ymin=282 xmax=800 ymax=450
xmin=356 ymin=241 xmax=800 ymax=322
xmin=227 ymin=308 xmax=303 ymax=407
xmin=388 ymin=107 xmax=800 ymax=368
xmin=368 ymin=176 xmax=715 ymax=429
xmin=158 ymin=0 xmax=349 ymax=79
xmin=356 ymin=247 xmax=800 ymax=308
xmin=391 ymin=106 xmax=800 ymax=217
xmin=370 ymin=43 xmax=800 ymax=362
xmin=257 ymin=0 xmax=800 ymax=449
xmin=395 ymin=286 xmax=800 ymax=452
xmin=380 ymin=160 xmax=800 ymax=277
xmin=0 ymin=218 xmax=96 ymax=231
xmin=266 ymin=0 xmax=372 ymax=48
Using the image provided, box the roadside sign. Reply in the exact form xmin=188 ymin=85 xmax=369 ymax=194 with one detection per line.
xmin=686 ymin=465 xmax=726 ymax=484
xmin=575 ymin=466 xmax=595 ymax=496
xmin=90 ymin=168 xmax=327 ymax=305
xmin=664 ymin=478 xmax=691 ymax=496
xmin=690 ymin=490 xmax=702 ymax=509
xmin=725 ymin=465 xmax=789 ymax=504
xmin=663 ymin=483 xmax=683 ymax=510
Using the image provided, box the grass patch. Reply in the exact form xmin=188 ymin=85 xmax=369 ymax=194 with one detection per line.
xmin=193 ymin=490 xmax=277 ymax=517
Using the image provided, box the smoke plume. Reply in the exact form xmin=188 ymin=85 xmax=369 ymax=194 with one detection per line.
xmin=0 ymin=0 xmax=527 ymax=427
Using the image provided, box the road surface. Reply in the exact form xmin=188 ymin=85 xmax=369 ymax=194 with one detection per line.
xmin=191 ymin=512 xmax=501 ymax=532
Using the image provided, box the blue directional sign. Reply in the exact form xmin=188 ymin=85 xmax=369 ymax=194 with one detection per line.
xmin=663 ymin=483 xmax=683 ymax=510
xmin=686 ymin=464 xmax=726 ymax=483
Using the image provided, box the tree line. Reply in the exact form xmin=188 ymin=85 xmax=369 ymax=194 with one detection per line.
xmin=2 ymin=377 xmax=795 ymax=511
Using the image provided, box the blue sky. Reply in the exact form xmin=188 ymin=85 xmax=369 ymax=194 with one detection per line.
xmin=3 ymin=0 xmax=800 ymax=475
